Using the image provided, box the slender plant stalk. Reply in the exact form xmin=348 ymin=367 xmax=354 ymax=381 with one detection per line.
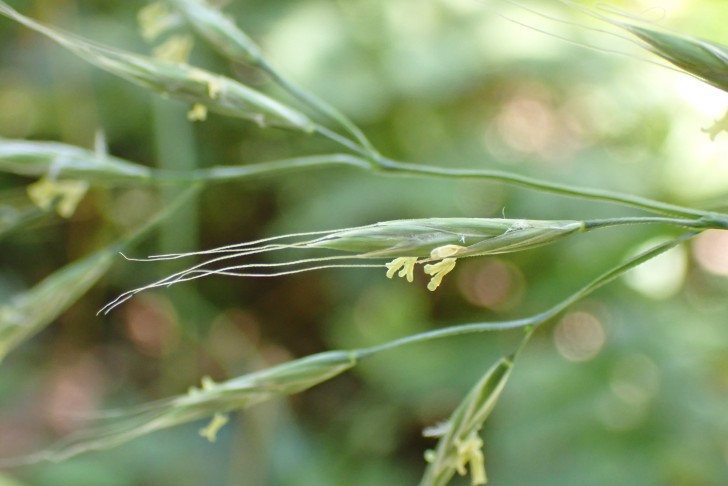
xmin=357 ymin=232 xmax=697 ymax=358
xmin=4 ymin=138 xmax=725 ymax=224
xmin=155 ymin=0 xmax=723 ymax=219
xmin=1 ymin=0 xmax=723 ymax=220
xmin=373 ymin=158 xmax=711 ymax=219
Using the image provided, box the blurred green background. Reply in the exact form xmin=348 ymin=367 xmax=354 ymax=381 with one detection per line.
xmin=2 ymin=0 xmax=728 ymax=484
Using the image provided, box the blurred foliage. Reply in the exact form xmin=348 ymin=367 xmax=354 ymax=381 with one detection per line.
xmin=1 ymin=0 xmax=728 ymax=485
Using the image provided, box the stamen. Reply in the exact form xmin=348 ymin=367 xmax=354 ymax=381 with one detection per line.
xmin=424 ymin=258 xmax=457 ymax=291
xmin=385 ymin=257 xmax=418 ymax=282
xmin=187 ymin=103 xmax=208 ymax=121
xmin=454 ymin=431 xmax=486 ymax=486
xmin=430 ymin=244 xmax=466 ymax=259
xmin=198 ymin=413 xmax=229 ymax=443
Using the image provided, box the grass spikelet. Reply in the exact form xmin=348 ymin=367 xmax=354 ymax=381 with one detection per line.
xmin=166 ymin=0 xmax=380 ymax=156
xmin=0 ymin=2 xmax=315 ymax=132
xmin=306 ymin=218 xmax=584 ymax=258
xmin=420 ymin=355 xmax=515 ymax=486
xmin=556 ymin=1 xmax=728 ymax=94
xmin=0 ymin=186 xmax=199 ymax=362
xmin=101 ymin=218 xmax=584 ymax=312
xmin=0 ymin=350 xmax=356 ymax=465
xmin=616 ymin=22 xmax=728 ymax=93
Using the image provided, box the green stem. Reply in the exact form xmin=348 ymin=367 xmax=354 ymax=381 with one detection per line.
xmin=5 ymin=136 xmax=725 ymax=225
xmin=162 ymin=154 xmax=372 ymax=182
xmin=2 ymin=2 xmax=720 ymax=219
xmin=257 ymin=59 xmax=381 ymax=160
xmin=584 ymin=214 xmax=728 ymax=230
xmin=312 ymin=126 xmax=376 ymax=159
xmin=355 ymin=232 xmax=698 ymax=359
xmin=161 ymin=0 xmax=713 ymax=218
xmin=584 ymin=216 xmax=708 ymax=230
xmin=175 ymin=154 xmax=721 ymax=222
xmin=374 ymin=158 xmax=708 ymax=218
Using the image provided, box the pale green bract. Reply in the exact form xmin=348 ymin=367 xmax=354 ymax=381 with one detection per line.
xmin=308 ymin=218 xmax=584 ymax=258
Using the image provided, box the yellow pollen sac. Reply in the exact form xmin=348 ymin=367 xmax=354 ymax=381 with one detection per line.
xmin=455 ymin=432 xmax=487 ymax=486
xmin=424 ymin=258 xmax=457 ymax=291
xmin=27 ymin=177 xmax=89 ymax=218
xmin=152 ymin=35 xmax=193 ymax=63
xmin=199 ymin=413 xmax=229 ymax=443
xmin=385 ymin=257 xmax=418 ymax=282
xmin=430 ymin=244 xmax=466 ymax=259
xmin=187 ymin=103 xmax=208 ymax=121
xmin=188 ymin=375 xmax=217 ymax=396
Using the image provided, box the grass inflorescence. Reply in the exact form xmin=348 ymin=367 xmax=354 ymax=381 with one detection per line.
xmin=0 ymin=1 xmax=726 ymax=484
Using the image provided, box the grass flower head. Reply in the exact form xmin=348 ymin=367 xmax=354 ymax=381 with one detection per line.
xmin=101 ymin=218 xmax=584 ymax=313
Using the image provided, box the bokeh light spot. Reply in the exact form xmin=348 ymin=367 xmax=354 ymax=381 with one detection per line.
xmin=124 ymin=295 xmax=179 ymax=357
xmin=623 ymin=239 xmax=688 ymax=299
xmin=457 ymin=259 xmax=524 ymax=310
xmin=44 ymin=354 xmax=106 ymax=434
xmin=554 ymin=311 xmax=605 ymax=362
xmin=596 ymin=354 xmax=660 ymax=431
xmin=692 ymin=229 xmax=728 ymax=276
xmin=0 ymin=72 xmax=37 ymax=138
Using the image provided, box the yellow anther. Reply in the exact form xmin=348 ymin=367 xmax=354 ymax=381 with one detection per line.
xmin=385 ymin=257 xmax=418 ymax=283
xmin=455 ymin=432 xmax=487 ymax=486
xmin=27 ymin=177 xmax=89 ymax=218
xmin=187 ymin=103 xmax=208 ymax=121
xmin=188 ymin=376 xmax=217 ymax=396
xmin=430 ymin=244 xmax=466 ymax=259
xmin=152 ymin=35 xmax=194 ymax=63
xmin=424 ymin=258 xmax=457 ymax=291
xmin=200 ymin=376 xmax=217 ymax=391
xmin=199 ymin=413 xmax=229 ymax=443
